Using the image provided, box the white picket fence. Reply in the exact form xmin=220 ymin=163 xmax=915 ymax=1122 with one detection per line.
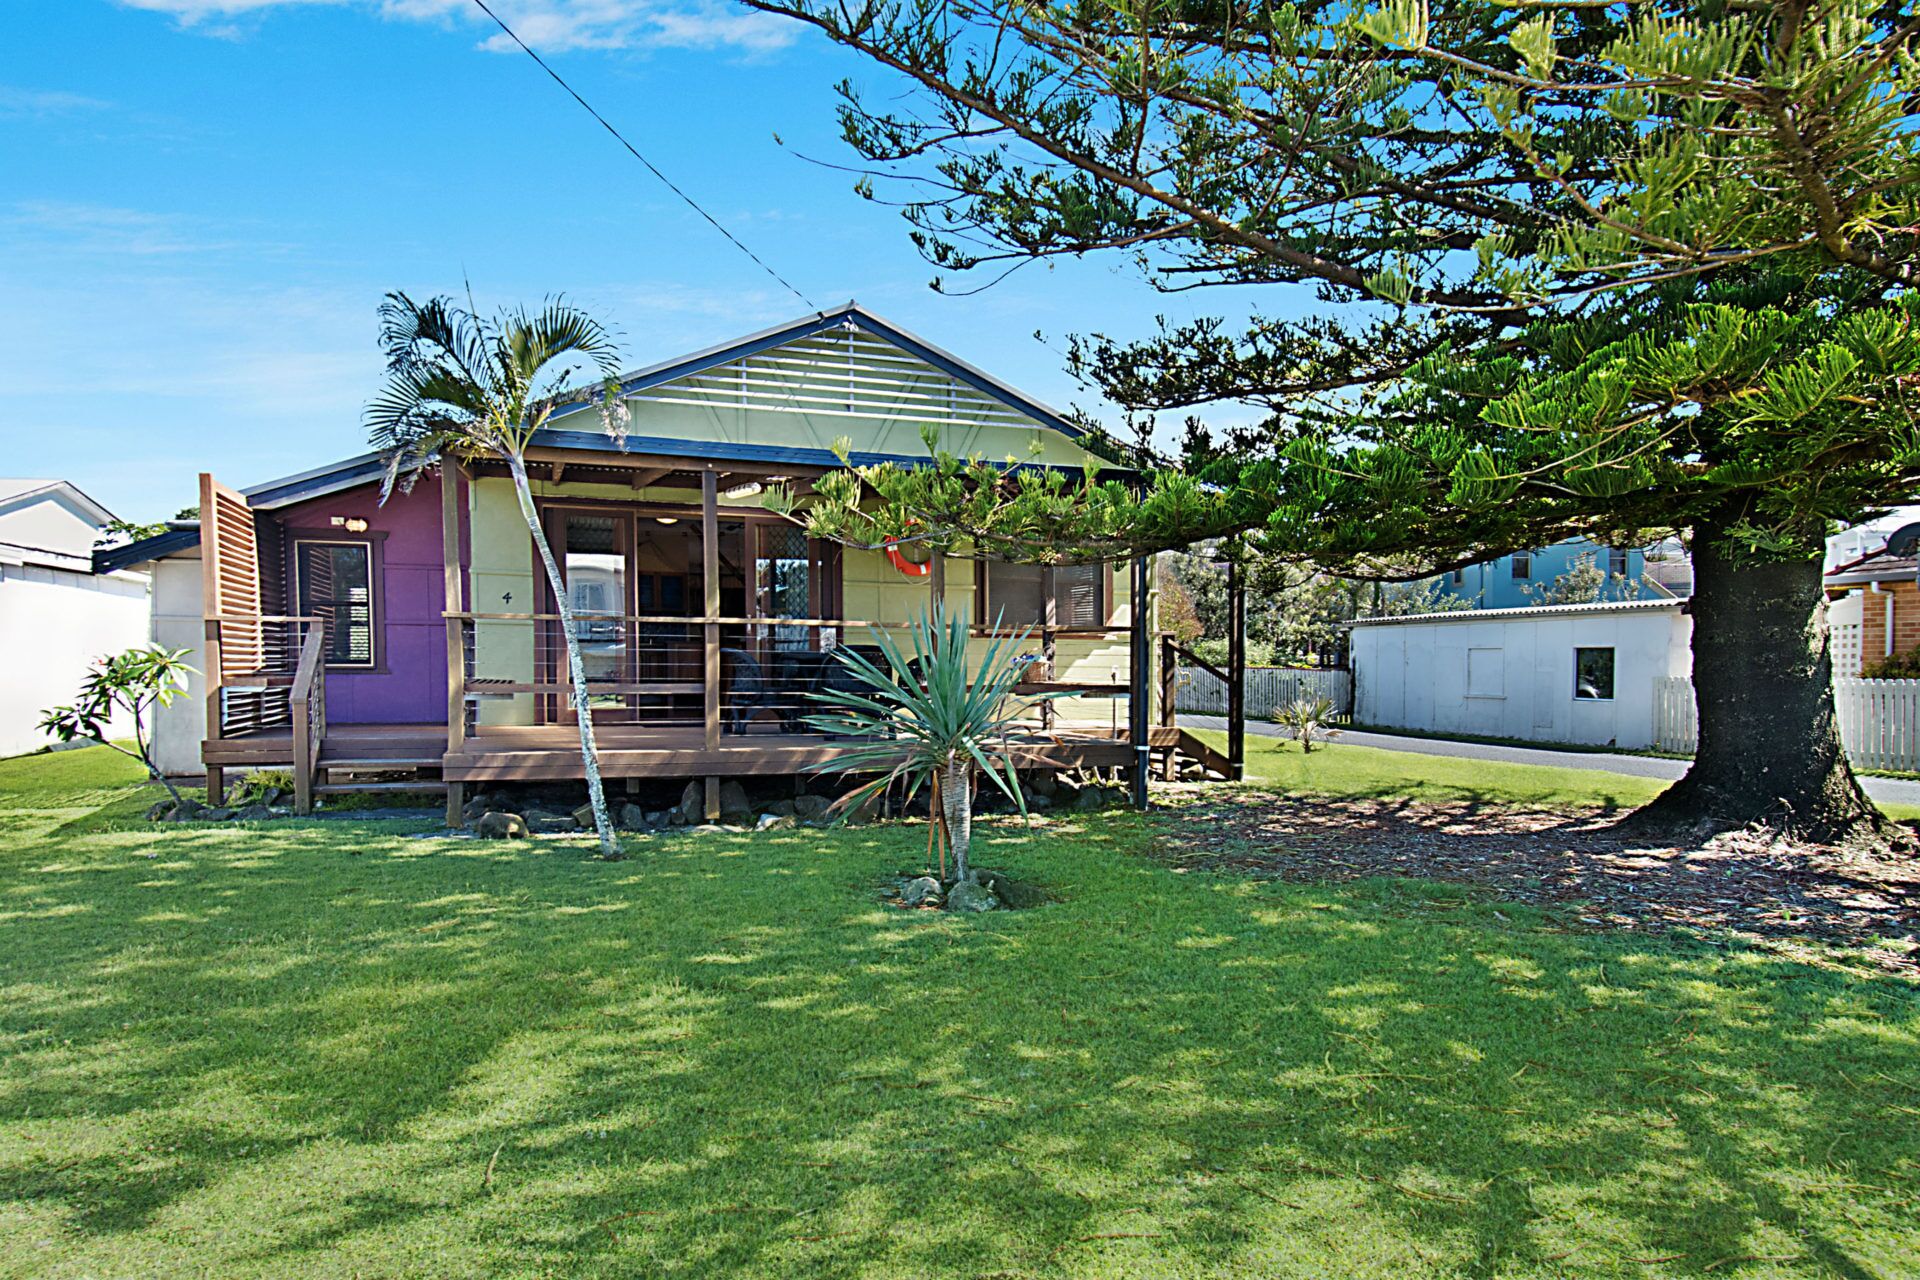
xmin=1177 ymin=665 xmax=1353 ymax=719
xmin=1652 ymin=676 xmax=1920 ymax=771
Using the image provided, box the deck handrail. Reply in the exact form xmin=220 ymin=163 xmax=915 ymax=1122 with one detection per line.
xmin=1168 ymin=641 xmax=1231 ymax=687
xmin=289 ymin=621 xmax=326 ymax=814
xmin=444 ymin=611 xmax=1142 ymax=639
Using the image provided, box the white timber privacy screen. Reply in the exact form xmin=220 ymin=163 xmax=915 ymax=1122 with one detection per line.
xmin=1178 ymin=666 xmax=1354 ymax=720
xmin=1654 ymin=677 xmax=1920 ymax=771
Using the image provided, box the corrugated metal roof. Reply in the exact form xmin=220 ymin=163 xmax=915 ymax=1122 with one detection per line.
xmin=1349 ymin=597 xmax=1687 ymax=627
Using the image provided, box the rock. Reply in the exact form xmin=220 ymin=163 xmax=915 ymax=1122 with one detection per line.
xmin=474 ymin=811 xmax=529 ymax=839
xmin=755 ymin=812 xmax=795 ymax=832
xmin=765 ymin=799 xmax=797 ymax=819
xmin=946 ymin=879 xmax=1000 ymax=913
xmin=1024 ymin=793 xmax=1051 ymax=811
xmin=717 ymin=781 xmax=754 ymax=825
xmin=235 ymin=804 xmax=274 ymax=822
xmin=146 ymin=800 xmax=174 ymax=822
xmin=678 ymin=781 xmax=703 ymax=824
xmin=1071 ymin=786 xmax=1124 ymax=813
xmin=792 ymin=794 xmax=831 ymax=822
xmin=901 ymin=875 xmax=943 ymax=907
xmin=462 ymin=794 xmax=492 ymax=823
xmin=162 ymin=797 xmax=209 ymax=822
xmin=204 ymin=807 xmax=235 ymax=822
xmin=618 ymin=803 xmax=652 ymax=831
xmin=973 ymin=869 xmax=1045 ymax=909
xmin=839 ymin=788 xmax=881 ymax=825
xmin=572 ymin=803 xmax=600 ymax=830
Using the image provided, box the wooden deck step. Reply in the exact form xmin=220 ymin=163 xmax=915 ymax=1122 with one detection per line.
xmin=318 ymin=756 xmax=442 ymax=771
xmin=313 ymin=780 xmax=449 ymax=796
xmin=1174 ymin=729 xmax=1234 ymax=780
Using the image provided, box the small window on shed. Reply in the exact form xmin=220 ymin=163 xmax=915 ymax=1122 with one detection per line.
xmin=1608 ymin=547 xmax=1629 ymax=578
xmin=1574 ymin=647 xmax=1615 ymax=701
xmin=1511 ymin=550 xmax=1532 ymax=581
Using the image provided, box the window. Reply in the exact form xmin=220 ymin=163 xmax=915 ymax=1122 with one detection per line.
xmin=1450 ymin=567 xmax=1465 ymax=585
xmin=1574 ymin=647 xmax=1615 ymax=700
xmin=1608 ymin=547 xmax=1629 ymax=578
xmin=980 ymin=561 xmax=1106 ymax=627
xmin=294 ymin=540 xmax=375 ymax=668
xmin=1511 ymin=550 xmax=1532 ymax=581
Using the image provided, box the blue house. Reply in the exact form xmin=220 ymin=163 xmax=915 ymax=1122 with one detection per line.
xmin=1437 ymin=537 xmax=1648 ymax=610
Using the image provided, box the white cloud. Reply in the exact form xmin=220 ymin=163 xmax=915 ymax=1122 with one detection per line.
xmin=116 ymin=0 xmax=793 ymax=52
xmin=3 ymin=201 xmax=258 ymax=257
xmin=0 ymin=86 xmax=112 ymax=116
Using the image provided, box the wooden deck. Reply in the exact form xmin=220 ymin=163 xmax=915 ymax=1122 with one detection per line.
xmin=206 ymin=721 xmax=1174 ymax=783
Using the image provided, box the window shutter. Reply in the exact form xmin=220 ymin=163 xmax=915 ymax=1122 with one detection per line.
xmin=986 ymin=561 xmax=1046 ymax=626
xmin=1053 ymin=564 xmax=1102 ymax=627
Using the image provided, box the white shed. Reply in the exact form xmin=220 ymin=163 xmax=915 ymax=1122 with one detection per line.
xmin=1349 ymin=599 xmax=1691 ymax=750
xmin=0 ymin=480 xmax=152 ymax=759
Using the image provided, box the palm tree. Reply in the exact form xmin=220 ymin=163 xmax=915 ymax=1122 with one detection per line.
xmin=803 ymin=604 xmax=1059 ymax=883
xmin=365 ymin=291 xmax=628 ymax=858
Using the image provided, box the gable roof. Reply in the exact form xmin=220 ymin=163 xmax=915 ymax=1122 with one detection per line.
xmin=0 ymin=478 xmax=116 ymax=527
xmin=94 ymin=306 xmax=1119 ymax=573
xmin=546 ymin=301 xmax=1090 ymax=442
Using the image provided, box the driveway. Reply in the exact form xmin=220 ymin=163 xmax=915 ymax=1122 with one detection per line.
xmin=1180 ymin=714 xmax=1920 ymax=808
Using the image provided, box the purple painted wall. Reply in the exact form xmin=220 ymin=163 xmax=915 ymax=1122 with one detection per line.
xmin=274 ymin=472 xmax=465 ymax=726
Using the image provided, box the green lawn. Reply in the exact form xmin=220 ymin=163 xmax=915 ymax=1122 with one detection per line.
xmin=1223 ymin=731 xmax=1920 ymax=822
xmin=2 ymin=748 xmax=1917 ymax=1278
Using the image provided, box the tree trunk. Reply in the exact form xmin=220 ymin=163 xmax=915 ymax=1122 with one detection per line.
xmin=942 ymin=755 xmax=973 ymax=882
xmin=508 ymin=457 xmax=620 ymax=858
xmin=1634 ymin=526 xmax=1883 ymax=844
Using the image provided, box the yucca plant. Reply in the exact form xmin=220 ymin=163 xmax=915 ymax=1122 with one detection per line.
xmin=803 ymin=603 xmax=1061 ymax=884
xmin=1272 ymin=694 xmax=1338 ymax=754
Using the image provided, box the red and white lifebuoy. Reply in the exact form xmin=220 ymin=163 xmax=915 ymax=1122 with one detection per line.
xmin=885 ymin=521 xmax=932 ymax=577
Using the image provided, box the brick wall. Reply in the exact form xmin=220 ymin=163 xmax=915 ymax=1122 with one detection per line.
xmin=1855 ymin=581 xmax=1920 ymax=664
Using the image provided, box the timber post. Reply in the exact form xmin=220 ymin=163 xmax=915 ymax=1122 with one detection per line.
xmin=1227 ymin=552 xmax=1247 ymax=782
xmin=441 ymin=462 xmax=466 ymax=828
xmin=702 ymin=468 xmax=722 ymax=821
xmin=1129 ymin=554 xmax=1151 ymax=808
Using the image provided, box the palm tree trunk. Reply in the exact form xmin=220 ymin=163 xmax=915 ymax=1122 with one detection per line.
xmin=942 ymin=755 xmax=973 ymax=882
xmin=507 ymin=456 xmax=620 ymax=858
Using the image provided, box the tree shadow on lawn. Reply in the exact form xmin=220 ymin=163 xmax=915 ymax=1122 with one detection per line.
xmin=0 ymin=806 xmax=1915 ymax=1278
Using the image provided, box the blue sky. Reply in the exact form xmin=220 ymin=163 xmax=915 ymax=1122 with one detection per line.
xmin=1 ymin=0 xmax=1276 ymax=521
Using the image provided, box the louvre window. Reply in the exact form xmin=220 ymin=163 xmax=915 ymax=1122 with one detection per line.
xmin=980 ymin=561 xmax=1106 ymax=628
xmin=294 ymin=540 xmax=376 ymax=668
xmin=1511 ymin=550 xmax=1532 ymax=581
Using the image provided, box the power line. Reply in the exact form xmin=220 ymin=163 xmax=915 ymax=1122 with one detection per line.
xmin=469 ymin=0 xmax=817 ymax=310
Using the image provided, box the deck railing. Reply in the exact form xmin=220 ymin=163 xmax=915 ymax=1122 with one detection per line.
xmin=289 ymin=622 xmax=327 ymax=812
xmin=204 ymin=615 xmax=324 ymax=739
xmin=447 ymin=611 xmax=1152 ymax=745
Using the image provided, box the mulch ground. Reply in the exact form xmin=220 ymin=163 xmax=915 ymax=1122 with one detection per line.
xmin=1154 ymin=787 xmax=1920 ymax=974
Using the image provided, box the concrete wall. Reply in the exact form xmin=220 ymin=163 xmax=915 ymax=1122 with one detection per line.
xmin=0 ymin=563 xmax=151 ymax=759
xmin=149 ymin=553 xmax=208 ymax=778
xmin=1352 ymin=606 xmax=1691 ymax=750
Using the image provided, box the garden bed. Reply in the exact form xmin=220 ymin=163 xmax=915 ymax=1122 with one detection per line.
xmin=1158 ymin=787 xmax=1920 ymax=972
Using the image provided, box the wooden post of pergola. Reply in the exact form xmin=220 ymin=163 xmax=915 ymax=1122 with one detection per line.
xmin=1226 ymin=552 xmax=1247 ymax=782
xmin=701 ymin=468 xmax=722 ymax=821
xmin=1129 ymin=554 xmax=1151 ymax=808
xmin=441 ymin=462 xmax=466 ymax=828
